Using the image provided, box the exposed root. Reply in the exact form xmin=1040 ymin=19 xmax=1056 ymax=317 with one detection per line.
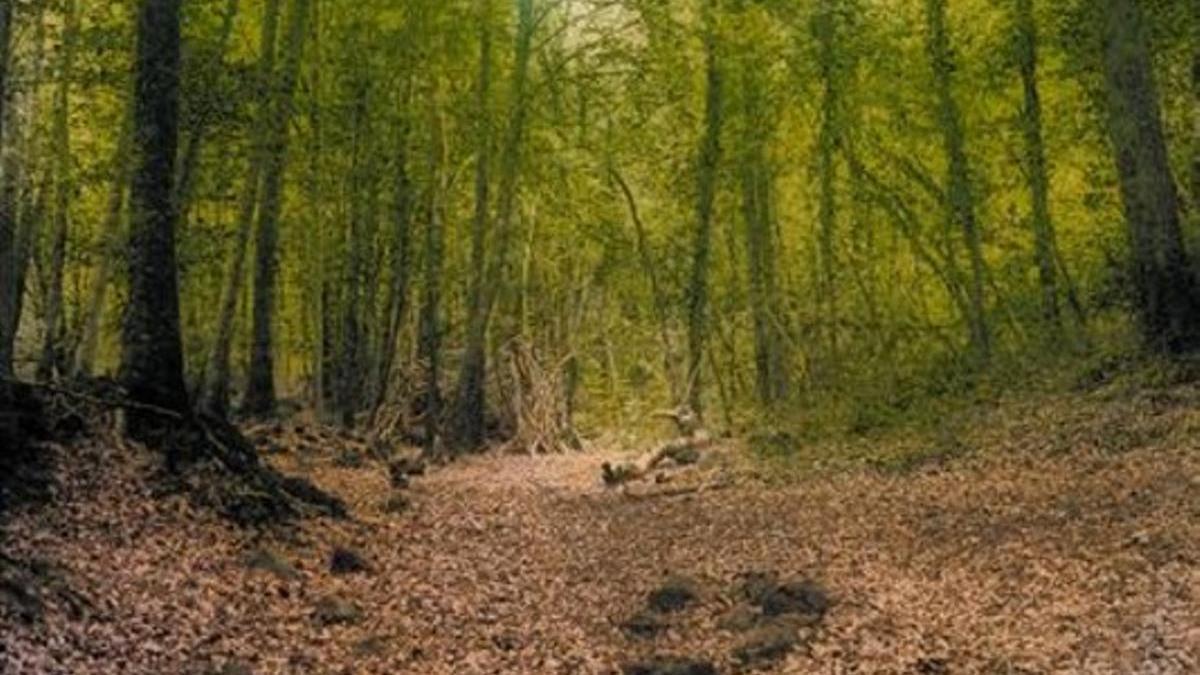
xmin=2 ymin=377 xmax=345 ymax=527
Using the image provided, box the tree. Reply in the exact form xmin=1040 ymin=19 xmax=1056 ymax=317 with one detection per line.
xmin=199 ymin=0 xmax=279 ymax=417
xmin=418 ymin=91 xmax=446 ymax=454
xmin=120 ymin=0 xmax=188 ymax=424
xmin=685 ymin=0 xmax=723 ymax=413
xmin=1013 ymin=0 xmax=1075 ymax=327
xmin=244 ymin=0 xmax=313 ymax=417
xmin=924 ymin=0 xmax=990 ymax=363
xmin=447 ymin=0 xmax=534 ymax=450
xmin=36 ymin=0 xmax=80 ymax=381
xmin=1100 ymin=0 xmax=1200 ymax=352
xmin=0 ymin=0 xmax=17 ymax=388
xmin=734 ymin=5 xmax=787 ymax=405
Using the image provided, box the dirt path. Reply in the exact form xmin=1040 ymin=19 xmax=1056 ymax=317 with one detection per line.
xmin=3 ymin=393 xmax=1200 ymax=673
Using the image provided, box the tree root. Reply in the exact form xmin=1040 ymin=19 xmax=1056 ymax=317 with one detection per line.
xmin=2 ymin=377 xmax=345 ymax=527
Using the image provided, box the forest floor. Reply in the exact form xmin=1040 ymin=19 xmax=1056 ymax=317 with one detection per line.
xmin=2 ymin=377 xmax=1200 ymax=674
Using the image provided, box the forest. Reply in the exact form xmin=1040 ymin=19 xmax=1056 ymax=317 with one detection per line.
xmin=1 ymin=0 xmax=1198 ymax=672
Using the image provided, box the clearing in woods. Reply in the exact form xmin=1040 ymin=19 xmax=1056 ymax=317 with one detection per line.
xmin=2 ymin=385 xmax=1199 ymax=674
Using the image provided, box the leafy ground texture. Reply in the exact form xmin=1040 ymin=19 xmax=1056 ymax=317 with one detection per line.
xmin=2 ymin=382 xmax=1199 ymax=674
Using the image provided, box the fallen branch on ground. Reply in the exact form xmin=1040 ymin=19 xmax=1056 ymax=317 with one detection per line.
xmin=602 ymin=405 xmax=712 ymax=487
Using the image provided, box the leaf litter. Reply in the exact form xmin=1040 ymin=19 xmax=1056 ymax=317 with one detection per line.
xmin=2 ymin=384 xmax=1199 ymax=674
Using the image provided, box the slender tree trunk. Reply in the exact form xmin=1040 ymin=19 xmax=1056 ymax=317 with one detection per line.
xmin=37 ymin=0 xmax=80 ymax=381
xmin=448 ymin=0 xmax=533 ymax=450
xmin=244 ymin=0 xmax=312 ymax=417
xmin=1013 ymin=0 xmax=1062 ymax=325
xmin=3 ymin=2 xmax=46 ymax=370
xmin=736 ymin=42 xmax=787 ymax=405
xmin=814 ymin=0 xmax=841 ymax=363
xmin=686 ymin=0 xmax=723 ymax=413
xmin=120 ymin=0 xmax=188 ymax=426
xmin=924 ymin=0 xmax=990 ymax=363
xmin=174 ymin=0 xmax=239 ymax=228
xmin=418 ymin=99 xmax=446 ymax=454
xmin=73 ymin=113 xmax=134 ymax=377
xmin=199 ymin=0 xmax=280 ymax=417
xmin=0 ymin=0 xmax=16 ymax=385
xmin=372 ymin=108 xmax=415 ymax=418
xmin=1101 ymin=0 xmax=1200 ymax=352
xmin=610 ymin=167 xmax=679 ymax=399
xmin=338 ymin=79 xmax=370 ymax=428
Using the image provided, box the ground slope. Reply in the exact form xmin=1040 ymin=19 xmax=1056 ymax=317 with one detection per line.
xmin=2 ymin=385 xmax=1199 ymax=674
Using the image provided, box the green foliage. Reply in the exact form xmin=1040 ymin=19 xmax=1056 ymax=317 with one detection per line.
xmin=5 ymin=0 xmax=1198 ymax=445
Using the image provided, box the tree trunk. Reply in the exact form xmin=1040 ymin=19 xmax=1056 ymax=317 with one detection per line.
xmin=814 ymin=0 xmax=841 ymax=364
xmin=37 ymin=0 xmax=80 ymax=381
xmin=736 ymin=36 xmax=787 ymax=405
xmin=120 ymin=0 xmax=188 ymax=423
xmin=1013 ymin=0 xmax=1062 ymax=325
xmin=610 ymin=167 xmax=679 ymax=400
xmin=173 ymin=0 xmax=239 ymax=227
xmin=199 ymin=0 xmax=279 ymax=417
xmin=924 ymin=0 xmax=990 ymax=363
xmin=338 ymin=78 xmax=371 ymax=428
xmin=448 ymin=0 xmax=534 ymax=451
xmin=73 ymin=113 xmax=134 ymax=377
xmin=0 ymin=0 xmax=16 ymax=385
xmin=1101 ymin=0 xmax=1200 ymax=352
xmin=685 ymin=0 xmax=723 ymax=413
xmin=3 ymin=2 xmax=46 ymax=372
xmin=244 ymin=0 xmax=312 ymax=417
xmin=418 ymin=98 xmax=446 ymax=454
xmin=371 ymin=107 xmax=415 ymax=419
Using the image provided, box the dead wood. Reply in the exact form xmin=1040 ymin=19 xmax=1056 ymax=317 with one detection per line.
xmin=600 ymin=420 xmax=710 ymax=482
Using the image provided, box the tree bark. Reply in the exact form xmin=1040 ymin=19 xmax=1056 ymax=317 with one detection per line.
xmin=243 ymin=0 xmax=312 ymax=417
xmin=120 ymin=0 xmax=188 ymax=422
xmin=1101 ymin=0 xmax=1200 ymax=352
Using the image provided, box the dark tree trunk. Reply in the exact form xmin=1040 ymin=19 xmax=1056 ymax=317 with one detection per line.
xmin=1101 ymin=0 xmax=1200 ymax=352
xmin=120 ymin=0 xmax=188 ymax=422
